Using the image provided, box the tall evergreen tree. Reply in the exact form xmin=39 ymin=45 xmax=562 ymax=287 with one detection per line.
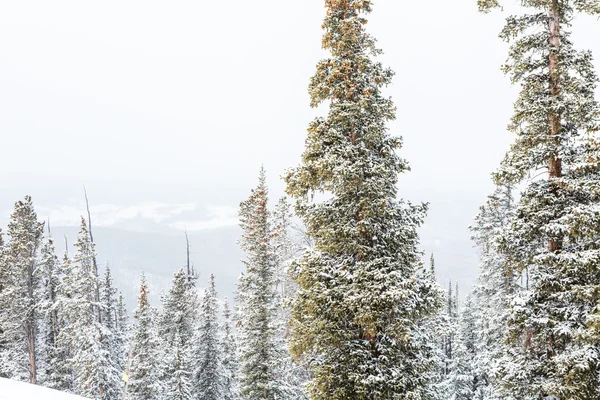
xmin=58 ymin=218 xmax=113 ymax=399
xmin=221 ymin=298 xmax=238 ymax=400
xmin=284 ymin=2 xmax=441 ymax=397
xmin=157 ymin=268 xmax=197 ymax=400
xmin=100 ymin=266 xmax=124 ymax=400
xmin=469 ymin=184 xmax=517 ymax=400
xmin=273 ymin=197 xmax=299 ymax=305
xmin=115 ymin=291 xmax=129 ymax=373
xmin=445 ymin=295 xmax=477 ymax=400
xmin=273 ymin=197 xmax=310 ymax=399
xmin=0 ymin=197 xmax=44 ymax=383
xmin=194 ymin=274 xmax=224 ymax=400
xmin=127 ymin=274 xmax=160 ymax=400
xmin=480 ymin=1 xmax=600 ymax=398
xmin=414 ymin=254 xmax=446 ymax=400
xmin=53 ymin=251 xmax=76 ymax=392
xmin=37 ymin=235 xmax=71 ymax=390
xmin=237 ymin=169 xmax=286 ymax=400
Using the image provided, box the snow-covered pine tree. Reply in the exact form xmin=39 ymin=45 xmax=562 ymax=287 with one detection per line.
xmin=0 ymin=196 xmax=44 ymax=383
xmin=237 ymin=169 xmax=286 ymax=400
xmin=445 ymin=295 xmax=477 ymax=400
xmin=221 ymin=298 xmax=238 ymax=400
xmin=469 ymin=184 xmax=517 ymax=400
xmin=441 ymin=281 xmax=459 ymax=379
xmin=37 ymin=235 xmax=71 ymax=390
xmin=284 ymin=1 xmax=441 ymax=397
xmin=157 ymin=268 xmax=197 ymax=400
xmin=415 ymin=254 xmax=446 ymax=400
xmin=194 ymin=274 xmax=224 ymax=400
xmin=115 ymin=292 xmax=129 ymax=373
xmin=273 ymin=197 xmax=299 ymax=304
xmin=52 ymin=251 xmax=76 ymax=392
xmin=272 ymin=197 xmax=310 ymax=399
xmin=127 ymin=273 xmax=159 ymax=400
xmin=100 ymin=266 xmax=124 ymax=400
xmin=479 ymin=1 xmax=600 ymax=398
xmin=58 ymin=217 xmax=113 ymax=399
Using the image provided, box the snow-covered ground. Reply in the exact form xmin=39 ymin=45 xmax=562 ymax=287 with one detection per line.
xmin=0 ymin=378 xmax=89 ymax=400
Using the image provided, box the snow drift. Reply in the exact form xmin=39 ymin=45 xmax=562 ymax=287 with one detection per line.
xmin=0 ymin=378 xmax=89 ymax=400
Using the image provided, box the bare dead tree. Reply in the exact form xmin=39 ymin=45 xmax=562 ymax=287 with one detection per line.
xmin=84 ymin=186 xmax=102 ymax=325
xmin=185 ymin=230 xmax=191 ymax=278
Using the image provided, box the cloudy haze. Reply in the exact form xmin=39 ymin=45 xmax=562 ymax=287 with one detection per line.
xmin=1 ymin=1 xmax=599 ymax=296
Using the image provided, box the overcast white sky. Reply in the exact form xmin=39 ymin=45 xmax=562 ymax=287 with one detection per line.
xmin=1 ymin=1 xmax=599 ymax=288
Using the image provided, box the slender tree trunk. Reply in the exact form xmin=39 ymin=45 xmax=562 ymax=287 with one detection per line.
xmin=27 ymin=327 xmax=36 ymax=384
xmin=185 ymin=231 xmax=191 ymax=279
xmin=548 ymin=0 xmax=562 ymax=253
xmin=27 ymin=259 xmax=37 ymax=384
xmin=84 ymin=187 xmax=102 ymax=325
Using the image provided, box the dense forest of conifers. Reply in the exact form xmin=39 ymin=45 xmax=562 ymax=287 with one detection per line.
xmin=2 ymin=0 xmax=600 ymax=399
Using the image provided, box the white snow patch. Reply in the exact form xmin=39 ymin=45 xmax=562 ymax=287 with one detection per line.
xmin=0 ymin=378 xmax=90 ymax=400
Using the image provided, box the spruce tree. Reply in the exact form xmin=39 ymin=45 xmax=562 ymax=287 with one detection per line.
xmin=273 ymin=197 xmax=299 ymax=304
xmin=237 ymin=169 xmax=286 ymax=400
xmin=0 ymin=196 xmax=44 ymax=383
xmin=284 ymin=2 xmax=440 ymax=397
xmin=100 ymin=266 xmax=125 ymax=400
xmin=469 ymin=185 xmax=517 ymax=400
xmin=115 ymin=292 xmax=129 ymax=373
xmin=157 ymin=268 xmax=197 ymax=400
xmin=480 ymin=1 xmax=600 ymax=398
xmin=221 ymin=298 xmax=238 ymax=400
xmin=273 ymin=197 xmax=310 ymax=399
xmin=58 ymin=217 xmax=113 ymax=399
xmin=37 ymin=235 xmax=71 ymax=390
xmin=194 ymin=274 xmax=224 ymax=400
xmin=52 ymin=251 xmax=76 ymax=392
xmin=445 ymin=295 xmax=477 ymax=400
xmin=413 ymin=254 xmax=446 ymax=400
xmin=127 ymin=274 xmax=159 ymax=400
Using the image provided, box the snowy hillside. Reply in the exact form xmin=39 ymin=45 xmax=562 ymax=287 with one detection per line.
xmin=0 ymin=379 xmax=89 ymax=400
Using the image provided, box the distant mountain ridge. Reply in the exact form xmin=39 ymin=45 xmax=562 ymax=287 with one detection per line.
xmin=50 ymin=225 xmax=245 ymax=311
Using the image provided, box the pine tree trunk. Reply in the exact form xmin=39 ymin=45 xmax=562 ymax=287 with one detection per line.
xmin=548 ymin=0 xmax=562 ymax=253
xmin=27 ymin=260 xmax=37 ymax=384
xmin=84 ymin=188 xmax=102 ymax=325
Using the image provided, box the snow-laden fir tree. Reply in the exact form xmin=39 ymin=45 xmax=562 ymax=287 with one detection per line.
xmin=441 ymin=282 xmax=460 ymax=379
xmin=415 ymin=255 xmax=446 ymax=400
xmin=157 ymin=268 xmax=198 ymax=400
xmin=37 ymin=235 xmax=71 ymax=390
xmin=115 ymin=291 xmax=129 ymax=373
xmin=100 ymin=266 xmax=125 ymax=400
xmin=284 ymin=1 xmax=441 ymax=397
xmin=52 ymin=251 xmax=76 ymax=392
xmin=272 ymin=197 xmax=310 ymax=399
xmin=127 ymin=273 xmax=160 ymax=400
xmin=425 ymin=278 xmax=459 ymax=398
xmin=469 ymin=184 xmax=517 ymax=400
xmin=194 ymin=274 xmax=224 ymax=400
xmin=273 ymin=197 xmax=299 ymax=305
xmin=480 ymin=1 xmax=600 ymax=398
xmin=236 ymin=168 xmax=287 ymax=400
xmin=0 ymin=196 xmax=44 ymax=383
xmin=445 ymin=295 xmax=477 ymax=400
xmin=221 ymin=298 xmax=238 ymax=400
xmin=57 ymin=217 xmax=113 ymax=399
